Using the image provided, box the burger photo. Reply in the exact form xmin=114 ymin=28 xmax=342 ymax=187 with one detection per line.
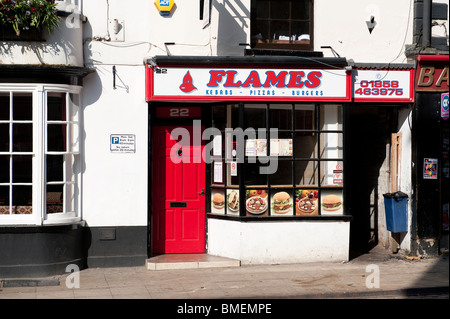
xmin=212 ymin=193 xmax=225 ymax=210
xmin=272 ymin=191 xmax=291 ymax=214
xmin=321 ymin=194 xmax=342 ymax=212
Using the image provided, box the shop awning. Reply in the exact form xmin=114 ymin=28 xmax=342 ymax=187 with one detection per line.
xmin=146 ymin=55 xmax=348 ymax=68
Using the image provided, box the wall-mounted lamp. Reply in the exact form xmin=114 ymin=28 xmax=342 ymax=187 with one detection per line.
xmin=366 ymin=15 xmax=376 ymax=34
xmin=108 ymin=19 xmax=124 ymax=41
xmin=112 ymin=19 xmax=120 ymax=34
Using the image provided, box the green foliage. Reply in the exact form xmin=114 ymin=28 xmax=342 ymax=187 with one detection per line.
xmin=0 ymin=0 xmax=60 ymax=36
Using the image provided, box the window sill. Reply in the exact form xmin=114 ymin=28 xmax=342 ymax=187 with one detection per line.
xmin=43 ymin=216 xmax=82 ymax=226
xmin=207 ymin=213 xmax=352 ymax=222
xmin=0 ymin=221 xmax=85 ymax=234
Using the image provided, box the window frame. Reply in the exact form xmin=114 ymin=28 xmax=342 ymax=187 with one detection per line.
xmin=208 ymin=102 xmax=345 ymax=219
xmin=251 ymin=0 xmax=314 ymax=51
xmin=0 ymin=84 xmax=82 ymax=226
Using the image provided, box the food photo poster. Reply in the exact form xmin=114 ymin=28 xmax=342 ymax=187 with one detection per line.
xmin=226 ymin=189 xmax=240 ymax=215
xmin=320 ymin=190 xmax=343 ymax=215
xmin=245 ymin=189 xmax=269 ymax=216
xmin=213 ymin=188 xmax=343 ymax=216
xmin=211 ymin=190 xmax=225 ymax=214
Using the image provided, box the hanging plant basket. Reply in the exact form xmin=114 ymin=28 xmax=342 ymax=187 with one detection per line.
xmin=0 ymin=0 xmax=60 ymax=42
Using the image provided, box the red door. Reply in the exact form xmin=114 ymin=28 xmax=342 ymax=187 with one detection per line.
xmin=152 ymin=125 xmax=206 ymax=253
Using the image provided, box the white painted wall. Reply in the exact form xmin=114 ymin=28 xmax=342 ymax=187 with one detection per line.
xmin=79 ymin=1 xmax=153 ymax=227
xmin=314 ymin=0 xmax=415 ymax=63
xmin=208 ymin=218 xmax=350 ymax=263
xmin=81 ymin=65 xmax=148 ymax=226
xmin=0 ymin=17 xmax=83 ymax=66
xmin=398 ymin=107 xmax=413 ymax=251
xmin=79 ymin=0 xmax=253 ymax=228
xmin=4 ymin=1 xmax=443 ymax=68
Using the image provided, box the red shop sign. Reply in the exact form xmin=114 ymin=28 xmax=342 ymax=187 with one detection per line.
xmin=145 ymin=64 xmax=351 ymax=102
xmin=415 ymin=54 xmax=449 ymax=92
xmin=353 ymin=69 xmax=414 ymax=103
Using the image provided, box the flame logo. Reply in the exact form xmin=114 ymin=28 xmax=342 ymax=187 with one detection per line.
xmin=179 ymin=71 xmax=197 ymax=93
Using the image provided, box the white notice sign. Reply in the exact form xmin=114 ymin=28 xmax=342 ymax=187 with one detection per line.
xmin=110 ymin=134 xmax=136 ymax=153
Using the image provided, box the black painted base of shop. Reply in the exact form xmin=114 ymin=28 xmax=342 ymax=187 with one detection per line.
xmin=0 ymin=224 xmax=86 ymax=278
xmin=0 ymin=225 xmax=148 ymax=278
xmin=85 ymin=226 xmax=148 ymax=268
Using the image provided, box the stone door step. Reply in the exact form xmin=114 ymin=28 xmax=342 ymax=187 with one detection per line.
xmin=146 ymin=254 xmax=241 ymax=271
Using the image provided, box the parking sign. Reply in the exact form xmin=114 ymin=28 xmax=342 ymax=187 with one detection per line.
xmin=110 ymin=134 xmax=136 ymax=153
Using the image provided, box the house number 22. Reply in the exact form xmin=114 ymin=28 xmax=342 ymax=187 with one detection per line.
xmin=170 ymin=108 xmax=190 ymax=117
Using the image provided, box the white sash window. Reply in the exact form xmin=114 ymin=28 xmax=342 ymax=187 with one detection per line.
xmin=0 ymin=84 xmax=82 ymax=225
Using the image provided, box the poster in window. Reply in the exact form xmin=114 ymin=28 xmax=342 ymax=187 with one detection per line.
xmin=230 ymin=161 xmax=237 ymax=176
xmin=213 ymin=161 xmax=223 ymax=183
xmin=320 ymin=190 xmax=343 ymax=215
xmin=423 ymin=158 xmax=438 ymax=180
xmin=213 ymin=135 xmax=222 ymax=156
xmin=271 ymin=191 xmax=293 ymax=215
xmin=295 ymin=189 xmax=319 ymax=215
xmin=245 ymin=189 xmax=268 ymax=216
xmin=245 ymin=139 xmax=267 ymax=156
xmin=321 ymin=161 xmax=343 ymax=186
xmin=226 ymin=189 xmax=240 ymax=215
xmin=270 ymin=139 xmax=293 ymax=156
xmin=211 ymin=190 xmax=225 ymax=214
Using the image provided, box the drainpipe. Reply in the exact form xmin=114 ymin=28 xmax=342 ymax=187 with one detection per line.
xmin=422 ymin=0 xmax=431 ymax=48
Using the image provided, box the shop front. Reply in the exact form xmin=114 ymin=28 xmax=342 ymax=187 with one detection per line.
xmin=146 ymin=56 xmax=354 ymax=263
xmin=413 ymin=54 xmax=449 ymax=255
xmin=348 ymin=64 xmax=415 ymax=253
xmin=0 ymin=65 xmax=92 ymax=277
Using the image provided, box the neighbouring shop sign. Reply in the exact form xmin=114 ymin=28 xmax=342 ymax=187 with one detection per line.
xmin=415 ymin=54 xmax=449 ymax=92
xmin=353 ymin=69 xmax=414 ymax=102
xmin=147 ymin=66 xmax=351 ymax=102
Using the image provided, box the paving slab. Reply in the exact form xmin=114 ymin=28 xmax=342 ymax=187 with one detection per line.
xmin=1 ymin=245 xmax=448 ymax=301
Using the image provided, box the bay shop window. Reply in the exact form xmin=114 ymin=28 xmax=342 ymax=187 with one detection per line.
xmin=0 ymin=85 xmax=81 ymax=225
xmin=209 ymin=103 xmax=344 ymax=218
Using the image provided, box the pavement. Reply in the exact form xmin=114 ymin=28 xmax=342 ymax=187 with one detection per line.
xmin=0 ymin=245 xmax=448 ymax=302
